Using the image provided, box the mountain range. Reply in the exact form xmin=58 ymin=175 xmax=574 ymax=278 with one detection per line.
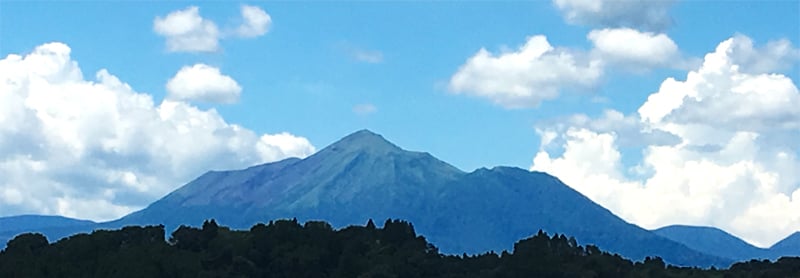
xmin=1 ymin=130 xmax=798 ymax=267
xmin=652 ymin=225 xmax=788 ymax=262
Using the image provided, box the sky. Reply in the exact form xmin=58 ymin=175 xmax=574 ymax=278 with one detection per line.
xmin=1 ymin=0 xmax=799 ymax=248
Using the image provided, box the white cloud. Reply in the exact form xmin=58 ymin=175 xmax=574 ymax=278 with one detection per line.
xmin=153 ymin=6 xmax=220 ymax=53
xmin=352 ymin=49 xmax=384 ymax=64
xmin=588 ymin=28 xmax=683 ymax=70
xmin=166 ymin=64 xmax=242 ymax=104
xmin=336 ymin=42 xmax=384 ymax=64
xmin=236 ymin=5 xmax=272 ymax=38
xmin=154 ymin=5 xmax=273 ymax=53
xmin=449 ymin=35 xmax=603 ymax=108
xmin=638 ymin=37 xmax=800 ymax=131
xmin=727 ymin=34 xmax=800 ymax=74
xmin=256 ymin=133 xmax=315 ymax=162
xmin=553 ymin=0 xmax=675 ymax=31
xmin=539 ymin=110 xmax=681 ymax=150
xmin=352 ymin=103 xmax=378 ymax=115
xmin=448 ymin=29 xmax=690 ymax=108
xmin=531 ymin=35 xmax=800 ymax=248
xmin=0 ymin=42 xmax=315 ymax=221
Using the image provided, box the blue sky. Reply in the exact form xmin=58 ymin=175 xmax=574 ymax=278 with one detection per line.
xmin=3 ymin=1 xmax=794 ymax=171
xmin=1 ymin=1 xmax=799 ymax=247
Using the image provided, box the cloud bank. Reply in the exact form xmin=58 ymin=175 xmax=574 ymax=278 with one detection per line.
xmin=0 ymin=42 xmax=315 ymax=221
xmin=531 ymin=35 xmax=800 ymax=247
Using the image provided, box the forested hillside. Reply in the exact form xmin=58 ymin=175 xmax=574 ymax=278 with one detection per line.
xmin=1 ymin=219 xmax=798 ymax=277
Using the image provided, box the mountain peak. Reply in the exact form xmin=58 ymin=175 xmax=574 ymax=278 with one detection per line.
xmin=326 ymin=129 xmax=402 ymax=154
xmin=347 ymin=129 xmax=383 ymax=139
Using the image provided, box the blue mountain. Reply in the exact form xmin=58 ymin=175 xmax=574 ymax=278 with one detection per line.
xmin=770 ymin=232 xmax=800 ymax=257
xmin=0 ymin=130 xmax=731 ymax=267
xmin=111 ymin=130 xmax=728 ymax=267
xmin=653 ymin=225 xmax=772 ymax=261
xmin=115 ymin=130 xmax=464 ymax=230
xmin=653 ymin=225 xmax=800 ymax=261
xmin=0 ymin=215 xmax=95 ymax=249
xmin=0 ymin=215 xmax=94 ymax=232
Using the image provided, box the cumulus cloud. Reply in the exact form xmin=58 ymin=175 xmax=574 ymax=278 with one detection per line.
xmin=539 ymin=110 xmax=681 ymax=150
xmin=166 ymin=64 xmax=242 ymax=104
xmin=727 ymin=34 xmax=800 ymax=74
xmin=638 ymin=38 xmax=800 ymax=131
xmin=588 ymin=28 xmax=686 ymax=70
xmin=0 ymin=42 xmax=315 ymax=221
xmin=448 ymin=29 xmax=691 ymax=107
xmin=154 ymin=5 xmax=272 ymax=53
xmin=553 ymin=0 xmax=675 ymax=31
xmin=449 ymin=35 xmax=602 ymax=108
xmin=236 ymin=5 xmax=272 ymax=38
xmin=531 ymin=35 xmax=800 ymax=247
xmin=154 ymin=6 xmax=220 ymax=53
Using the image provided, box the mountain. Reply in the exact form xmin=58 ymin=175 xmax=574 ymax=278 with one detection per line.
xmin=0 ymin=215 xmax=94 ymax=233
xmin=426 ymin=166 xmax=730 ymax=267
xmin=0 ymin=215 xmax=95 ymax=248
xmin=770 ymin=232 xmax=800 ymax=257
xmin=116 ymin=130 xmax=463 ymax=230
xmin=653 ymin=226 xmax=800 ymax=261
xmin=653 ymin=225 xmax=772 ymax=261
xmin=107 ymin=129 xmax=729 ymax=267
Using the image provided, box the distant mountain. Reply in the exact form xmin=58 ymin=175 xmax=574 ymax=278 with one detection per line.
xmin=0 ymin=215 xmax=94 ymax=233
xmin=106 ymin=129 xmax=729 ymax=267
xmin=427 ymin=167 xmax=730 ymax=267
xmin=770 ymin=232 xmax=800 ymax=257
xmin=0 ymin=215 xmax=95 ymax=248
xmin=653 ymin=226 xmax=800 ymax=261
xmin=116 ymin=130 xmax=463 ymax=231
xmin=653 ymin=225 xmax=772 ymax=261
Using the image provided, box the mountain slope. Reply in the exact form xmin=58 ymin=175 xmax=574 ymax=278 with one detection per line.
xmin=118 ymin=130 xmax=463 ymax=230
xmin=112 ymin=129 xmax=729 ymax=267
xmin=431 ymin=167 xmax=729 ymax=266
xmin=653 ymin=225 xmax=772 ymax=261
xmin=770 ymin=232 xmax=800 ymax=257
xmin=0 ymin=215 xmax=95 ymax=233
xmin=0 ymin=215 xmax=95 ymax=248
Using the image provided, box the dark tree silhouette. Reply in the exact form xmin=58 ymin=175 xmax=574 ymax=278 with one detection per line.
xmin=1 ymin=219 xmax=798 ymax=277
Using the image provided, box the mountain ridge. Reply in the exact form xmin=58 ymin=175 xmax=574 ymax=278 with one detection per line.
xmin=0 ymin=215 xmax=95 ymax=233
xmin=769 ymin=232 xmax=800 ymax=256
xmin=1 ymin=129 xmax=791 ymax=267
xmin=653 ymin=225 xmax=773 ymax=261
xmin=107 ymin=130 xmax=730 ymax=267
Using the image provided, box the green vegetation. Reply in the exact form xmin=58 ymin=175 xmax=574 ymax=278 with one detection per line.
xmin=1 ymin=219 xmax=798 ymax=277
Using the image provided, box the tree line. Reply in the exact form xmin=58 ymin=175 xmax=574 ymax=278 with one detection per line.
xmin=1 ymin=219 xmax=798 ymax=277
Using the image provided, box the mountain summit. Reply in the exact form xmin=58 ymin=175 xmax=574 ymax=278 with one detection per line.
xmin=324 ymin=129 xmax=403 ymax=154
xmin=119 ymin=129 xmax=464 ymax=231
